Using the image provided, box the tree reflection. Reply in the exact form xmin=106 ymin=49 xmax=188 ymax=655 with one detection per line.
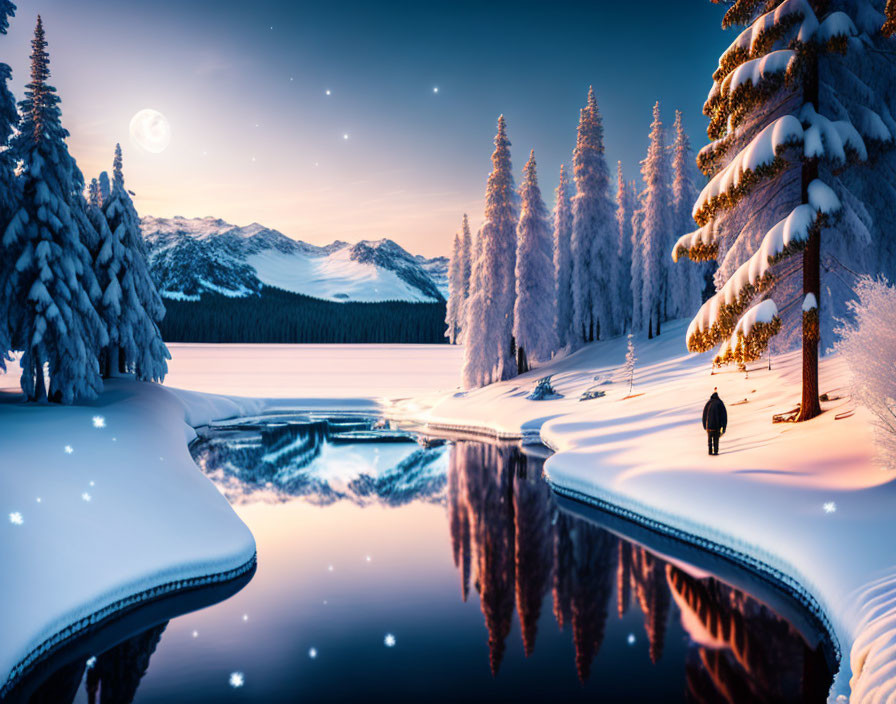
xmin=445 ymin=440 xmax=832 ymax=702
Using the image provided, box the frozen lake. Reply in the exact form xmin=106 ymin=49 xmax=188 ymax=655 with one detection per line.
xmin=8 ymin=416 xmax=834 ymax=703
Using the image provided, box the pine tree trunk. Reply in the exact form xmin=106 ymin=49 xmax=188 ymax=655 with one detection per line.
xmin=33 ymin=356 xmax=47 ymax=403
xmin=517 ymin=346 xmax=529 ymax=374
xmin=796 ymin=48 xmax=821 ymax=423
xmin=648 ymin=318 xmax=653 ymax=340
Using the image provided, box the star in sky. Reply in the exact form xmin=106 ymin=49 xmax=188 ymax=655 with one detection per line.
xmin=343 ymin=133 xmax=349 ymax=140
xmin=308 ymin=647 xmax=318 ymax=659
xmin=9 ymin=512 xmax=23 ymax=525
xmin=325 ymin=89 xmax=332 ymax=96
xmin=384 ymin=633 xmax=396 ymax=648
xmin=433 ymin=86 xmax=439 ymax=93
xmin=64 ymin=445 xmax=74 ymax=454
xmin=92 ymin=415 xmax=106 ymax=428
xmin=823 ymin=501 xmax=837 ymax=514
xmin=82 ymin=492 xmax=92 ymax=502
xmin=229 ymin=672 xmax=244 ymax=688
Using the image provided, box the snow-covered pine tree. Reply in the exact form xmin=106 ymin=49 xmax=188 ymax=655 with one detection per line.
xmin=462 ymin=116 xmax=519 ymax=388
xmin=638 ymin=101 xmax=674 ymax=339
xmin=571 ymin=87 xmax=616 ymax=343
xmin=615 ymin=162 xmax=635 ymax=332
xmin=445 ymin=229 xmax=465 ymax=344
xmin=668 ymin=110 xmax=704 ymax=318
xmin=553 ymin=164 xmax=575 ymax=349
xmin=513 ymin=151 xmax=557 ymax=371
xmin=674 ymin=0 xmax=895 ymax=422
xmin=460 ymin=213 xmax=472 ymax=320
xmin=630 ymin=183 xmax=645 ymax=332
xmin=0 ymin=0 xmax=17 ymax=370
xmin=102 ymin=143 xmax=169 ymax=381
xmin=97 ymin=170 xmax=111 ymax=206
xmin=1 ymin=16 xmax=108 ymax=402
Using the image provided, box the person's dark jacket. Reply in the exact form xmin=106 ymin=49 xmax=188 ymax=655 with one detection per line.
xmin=702 ymin=392 xmax=727 ymax=432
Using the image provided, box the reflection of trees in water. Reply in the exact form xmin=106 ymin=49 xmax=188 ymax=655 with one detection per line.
xmin=446 ymin=440 xmax=832 ymax=701
xmin=23 ymin=623 xmax=167 ymax=704
xmin=85 ymin=623 xmax=167 ymax=704
xmin=668 ymin=567 xmax=832 ymax=703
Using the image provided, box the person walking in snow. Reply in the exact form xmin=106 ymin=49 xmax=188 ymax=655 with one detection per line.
xmin=702 ymin=388 xmax=727 ymax=456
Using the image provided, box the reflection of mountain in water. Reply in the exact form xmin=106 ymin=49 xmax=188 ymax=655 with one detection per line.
xmin=191 ymin=416 xmax=447 ymax=506
xmin=445 ymin=440 xmax=832 ymax=701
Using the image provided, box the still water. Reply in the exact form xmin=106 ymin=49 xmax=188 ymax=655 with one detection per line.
xmin=8 ymin=415 xmax=834 ymax=703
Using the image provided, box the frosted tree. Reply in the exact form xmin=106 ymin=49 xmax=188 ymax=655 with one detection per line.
xmin=835 ymin=277 xmax=896 ymax=468
xmin=445 ymin=229 xmax=465 ymax=344
xmin=674 ymin=0 xmax=895 ymax=422
xmin=1 ymin=16 xmax=107 ymax=402
xmin=462 ymin=116 xmax=518 ymax=388
xmin=668 ymin=110 xmax=704 ymax=318
xmin=513 ymin=151 xmax=557 ymax=371
xmin=629 ymin=185 xmax=645 ymax=332
xmin=638 ymin=102 xmax=674 ymax=339
xmin=623 ymin=333 xmax=636 ymax=394
xmin=459 ymin=213 xmax=472 ymax=339
xmin=615 ymin=163 xmax=635 ymax=332
xmin=97 ymin=170 xmax=111 ymax=205
xmin=571 ymin=87 xmax=616 ymax=343
xmin=0 ymin=0 xmax=17 ymax=369
xmin=102 ymin=143 xmax=170 ymax=381
xmin=553 ymin=164 xmax=575 ymax=349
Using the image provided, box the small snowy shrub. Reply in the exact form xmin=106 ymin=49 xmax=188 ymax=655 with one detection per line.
xmin=527 ymin=375 xmax=561 ymax=400
xmin=579 ymin=387 xmax=606 ymax=401
xmin=835 ymin=277 xmax=896 ymax=469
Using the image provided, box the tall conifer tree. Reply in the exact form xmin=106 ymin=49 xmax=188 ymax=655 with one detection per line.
xmin=513 ymin=151 xmax=557 ymax=371
xmin=553 ymin=164 xmax=575 ymax=349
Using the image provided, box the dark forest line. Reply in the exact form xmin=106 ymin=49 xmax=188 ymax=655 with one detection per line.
xmin=158 ymin=286 xmax=449 ymax=344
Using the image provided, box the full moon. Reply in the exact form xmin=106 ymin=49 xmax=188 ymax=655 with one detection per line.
xmin=129 ymin=109 xmax=171 ymax=154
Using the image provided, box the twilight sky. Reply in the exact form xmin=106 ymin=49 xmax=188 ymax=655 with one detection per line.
xmin=4 ymin=1 xmax=730 ymax=257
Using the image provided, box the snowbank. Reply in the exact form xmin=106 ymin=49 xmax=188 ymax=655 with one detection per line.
xmin=0 ymin=378 xmax=263 ymax=694
xmin=397 ymin=320 xmax=896 ymax=703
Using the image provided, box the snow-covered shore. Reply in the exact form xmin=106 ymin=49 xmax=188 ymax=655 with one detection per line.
xmin=394 ymin=320 xmax=896 ymax=703
xmin=0 ymin=378 xmax=268 ymax=695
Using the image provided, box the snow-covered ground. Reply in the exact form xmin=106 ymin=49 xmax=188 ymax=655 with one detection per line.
xmin=0 ymin=378 xmax=263 ymax=696
xmin=3 ymin=333 xmax=896 ymax=702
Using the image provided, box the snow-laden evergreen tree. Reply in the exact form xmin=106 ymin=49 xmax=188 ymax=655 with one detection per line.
xmin=445 ymin=229 xmax=465 ymax=344
xmin=571 ymin=87 xmax=617 ymax=343
xmin=630 ymin=185 xmax=645 ymax=332
xmin=462 ymin=116 xmax=518 ymax=388
xmin=1 ymin=16 xmax=107 ymax=402
xmin=668 ymin=110 xmax=704 ymax=318
xmin=553 ymin=164 xmax=575 ymax=349
xmin=0 ymin=0 xmax=17 ymax=370
xmin=101 ymin=143 xmax=169 ymax=381
xmin=615 ymin=162 xmax=635 ymax=332
xmin=674 ymin=0 xmax=895 ymax=422
xmin=459 ymin=213 xmax=473 ymax=337
xmin=97 ymin=170 xmax=111 ymax=206
xmin=638 ymin=102 xmax=674 ymax=339
xmin=513 ymin=151 xmax=557 ymax=371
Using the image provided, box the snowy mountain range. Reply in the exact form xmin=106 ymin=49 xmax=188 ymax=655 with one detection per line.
xmin=141 ymin=215 xmax=449 ymax=304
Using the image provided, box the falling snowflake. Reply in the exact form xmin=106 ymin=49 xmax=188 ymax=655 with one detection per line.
xmin=384 ymin=633 xmax=396 ymax=648
xmin=92 ymin=415 xmax=106 ymax=428
xmin=81 ymin=492 xmax=92 ymax=502
xmin=35 ymin=497 xmax=41 ymax=503
xmin=627 ymin=633 xmax=636 ymax=646
xmin=365 ymin=555 xmax=372 ymax=563
xmin=64 ymin=445 xmax=74 ymax=454
xmin=242 ymin=613 xmax=249 ymax=622
xmin=89 ymin=480 xmax=95 ymax=487
xmin=308 ymin=647 xmax=318 ymax=659
xmin=823 ymin=501 xmax=837 ymax=514
xmin=327 ymin=564 xmax=334 ymax=572
xmin=9 ymin=512 xmax=23 ymax=525
xmin=192 ymin=630 xmax=199 ymax=638
xmin=229 ymin=671 xmax=244 ymax=688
